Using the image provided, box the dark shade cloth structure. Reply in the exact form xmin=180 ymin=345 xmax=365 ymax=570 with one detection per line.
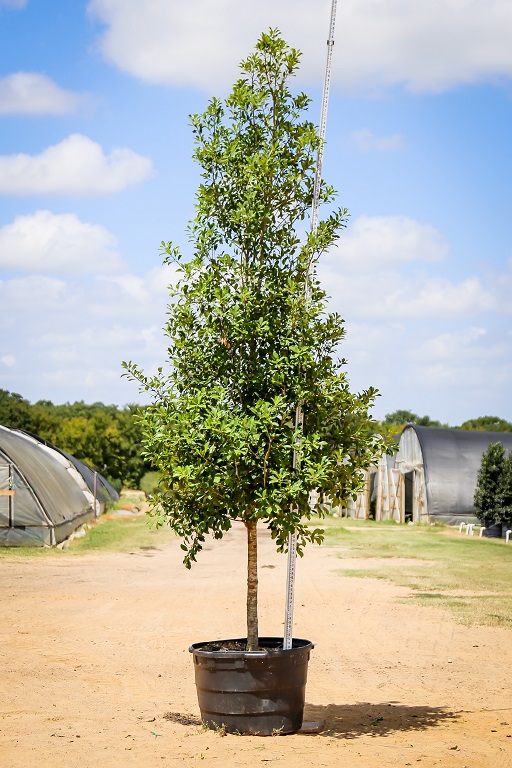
xmin=0 ymin=425 xmax=118 ymax=546
xmin=396 ymin=425 xmax=512 ymax=525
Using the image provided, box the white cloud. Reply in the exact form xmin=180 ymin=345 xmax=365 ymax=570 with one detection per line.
xmin=0 ymin=274 xmax=70 ymax=312
xmin=1 ymin=355 xmax=16 ymax=367
xmin=405 ymin=327 xmax=511 ymax=394
xmin=487 ymin=256 xmax=512 ymax=314
xmin=0 ymin=73 xmax=82 ymax=115
xmin=330 ymin=215 xmax=449 ymax=273
xmin=402 ymin=329 xmax=512 ymax=393
xmin=88 ymin=0 xmax=512 ymax=93
xmin=351 ymin=129 xmax=404 ymax=152
xmin=100 ymin=265 xmax=176 ymax=304
xmin=376 ymin=276 xmax=494 ymax=319
xmin=0 ymin=134 xmax=153 ymax=196
xmin=417 ymin=327 xmax=488 ymax=361
xmin=0 ymin=211 xmax=123 ymax=274
xmin=0 ymin=0 xmax=26 ymax=8
xmin=319 ymin=215 xmax=496 ymax=320
xmin=101 ymin=274 xmax=151 ymax=304
xmin=326 ymin=270 xmax=494 ymax=320
xmin=319 ymin=215 xmax=512 ymax=422
xmin=341 ymin=316 xmax=512 ymax=424
xmin=0 ymin=263 xmax=175 ymax=404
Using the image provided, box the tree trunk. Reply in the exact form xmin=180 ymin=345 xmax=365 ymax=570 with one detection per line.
xmin=245 ymin=519 xmax=259 ymax=650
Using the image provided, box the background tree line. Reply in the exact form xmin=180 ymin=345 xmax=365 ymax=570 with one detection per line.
xmin=0 ymin=389 xmax=154 ymax=492
xmin=375 ymin=410 xmax=512 ymax=437
xmin=1 ymin=389 xmax=511 ymax=491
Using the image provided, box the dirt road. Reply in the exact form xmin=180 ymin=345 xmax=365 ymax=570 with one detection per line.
xmin=1 ymin=523 xmax=511 ymax=767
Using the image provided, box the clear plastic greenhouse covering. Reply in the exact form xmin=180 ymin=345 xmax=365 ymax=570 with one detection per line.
xmin=398 ymin=425 xmax=512 ymax=524
xmin=61 ymin=451 xmax=118 ymax=505
xmin=0 ymin=425 xmax=118 ymax=547
xmin=24 ymin=433 xmax=119 ymax=506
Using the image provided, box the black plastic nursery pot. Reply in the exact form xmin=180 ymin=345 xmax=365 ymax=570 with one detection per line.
xmin=189 ymin=637 xmax=314 ymax=735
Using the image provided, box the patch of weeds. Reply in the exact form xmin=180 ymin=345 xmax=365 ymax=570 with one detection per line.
xmin=414 ymin=593 xmax=445 ymax=599
xmin=411 ymin=593 xmax=512 ymax=628
xmin=202 ymin=720 xmax=227 ymax=736
xmin=163 ymin=712 xmax=202 ymax=726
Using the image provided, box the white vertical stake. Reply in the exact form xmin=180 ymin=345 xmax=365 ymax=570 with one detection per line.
xmin=93 ymin=470 xmax=98 ymax=517
xmin=284 ymin=0 xmax=338 ymax=650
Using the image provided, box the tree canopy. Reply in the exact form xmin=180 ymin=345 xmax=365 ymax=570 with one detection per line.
xmin=124 ymin=30 xmax=385 ymax=648
xmin=474 ymin=442 xmax=506 ymax=523
xmin=375 ymin=410 xmax=512 ymax=436
xmin=377 ymin=409 xmax=447 ymax=435
xmin=497 ymin=453 xmax=512 ymax=524
xmin=459 ymin=416 xmax=512 ymax=432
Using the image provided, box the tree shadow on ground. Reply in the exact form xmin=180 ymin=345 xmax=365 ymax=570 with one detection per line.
xmin=303 ymin=702 xmax=459 ymax=739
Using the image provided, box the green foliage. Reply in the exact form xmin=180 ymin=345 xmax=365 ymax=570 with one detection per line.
xmin=124 ymin=30 xmax=384 ymax=570
xmin=459 ymin=415 xmax=512 ymax=432
xmin=378 ymin=409 xmax=447 ymax=435
xmin=31 ymin=401 xmax=149 ymax=488
xmin=374 ymin=411 xmax=512 ymax=437
xmin=0 ymin=389 xmax=150 ymax=489
xmin=497 ymin=453 xmax=512 ymax=524
xmin=474 ymin=442 xmax=506 ymax=522
xmin=0 ymin=389 xmax=34 ymax=431
xmin=139 ymin=470 xmax=161 ymax=497
xmin=107 ymin=477 xmax=123 ymax=494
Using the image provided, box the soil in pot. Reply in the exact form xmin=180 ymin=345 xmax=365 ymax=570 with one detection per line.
xmin=189 ymin=637 xmax=313 ymax=735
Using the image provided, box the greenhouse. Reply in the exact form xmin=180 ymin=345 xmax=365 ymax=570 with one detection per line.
xmin=0 ymin=425 xmax=118 ymax=546
xmin=347 ymin=425 xmax=512 ymax=525
xmin=394 ymin=425 xmax=512 ymax=525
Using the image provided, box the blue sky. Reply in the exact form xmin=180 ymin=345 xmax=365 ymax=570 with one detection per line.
xmin=0 ymin=0 xmax=511 ymax=424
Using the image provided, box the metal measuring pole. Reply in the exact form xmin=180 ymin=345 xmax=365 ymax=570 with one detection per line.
xmin=283 ymin=0 xmax=338 ymax=650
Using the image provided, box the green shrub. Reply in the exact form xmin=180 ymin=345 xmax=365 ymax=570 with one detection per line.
xmin=497 ymin=453 xmax=512 ymax=525
xmin=107 ymin=477 xmax=123 ymax=494
xmin=474 ymin=442 xmax=505 ymax=522
xmin=139 ymin=471 xmax=161 ymax=497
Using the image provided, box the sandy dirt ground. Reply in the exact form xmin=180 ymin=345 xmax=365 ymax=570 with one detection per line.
xmin=1 ymin=522 xmax=511 ymax=768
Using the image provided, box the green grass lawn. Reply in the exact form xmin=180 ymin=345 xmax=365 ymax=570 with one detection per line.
xmin=0 ymin=513 xmax=175 ymax=558
xmin=317 ymin=518 xmax=512 ymax=628
xmin=70 ymin=515 xmax=175 ymax=553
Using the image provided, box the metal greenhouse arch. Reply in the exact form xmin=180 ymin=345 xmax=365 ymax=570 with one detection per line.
xmin=0 ymin=425 xmax=118 ymax=546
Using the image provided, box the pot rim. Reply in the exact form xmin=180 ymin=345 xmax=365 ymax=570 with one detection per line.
xmin=189 ymin=636 xmax=314 ymax=659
